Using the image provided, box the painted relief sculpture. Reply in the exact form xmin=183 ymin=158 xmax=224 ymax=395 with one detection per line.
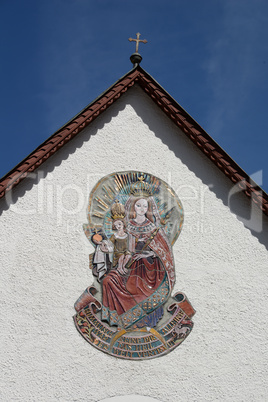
xmin=74 ymin=171 xmax=195 ymax=359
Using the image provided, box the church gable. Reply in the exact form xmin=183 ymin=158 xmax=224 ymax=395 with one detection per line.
xmin=0 ymin=66 xmax=267 ymax=218
xmin=1 ymin=64 xmax=268 ymax=400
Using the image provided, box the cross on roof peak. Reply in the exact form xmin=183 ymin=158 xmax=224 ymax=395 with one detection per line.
xmin=128 ymin=32 xmax=147 ymax=53
xmin=128 ymin=32 xmax=148 ymax=67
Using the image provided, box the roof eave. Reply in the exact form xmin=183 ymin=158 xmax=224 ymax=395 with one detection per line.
xmin=0 ymin=65 xmax=267 ymax=216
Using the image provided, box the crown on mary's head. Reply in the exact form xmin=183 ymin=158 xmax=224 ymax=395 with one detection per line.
xmin=130 ymin=174 xmax=160 ymax=197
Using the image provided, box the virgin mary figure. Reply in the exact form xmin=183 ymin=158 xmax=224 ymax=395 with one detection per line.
xmin=75 ymin=172 xmax=194 ymax=359
xmin=102 ymin=189 xmax=175 ymax=330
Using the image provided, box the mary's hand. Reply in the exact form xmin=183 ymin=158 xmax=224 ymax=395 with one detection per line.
xmin=133 ymin=251 xmax=154 ymax=260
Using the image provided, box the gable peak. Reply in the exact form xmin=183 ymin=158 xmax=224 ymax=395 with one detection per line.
xmin=128 ymin=32 xmax=147 ymax=68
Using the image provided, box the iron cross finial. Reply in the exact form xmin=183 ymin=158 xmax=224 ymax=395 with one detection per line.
xmin=128 ymin=32 xmax=147 ymax=53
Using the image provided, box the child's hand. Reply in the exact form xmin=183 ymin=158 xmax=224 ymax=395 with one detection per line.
xmin=100 ymin=242 xmax=109 ymax=253
xmin=118 ymin=266 xmax=128 ymax=275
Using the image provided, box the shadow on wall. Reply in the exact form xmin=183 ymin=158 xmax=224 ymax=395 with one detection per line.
xmin=0 ymin=96 xmax=117 ymax=215
xmin=0 ymin=85 xmax=267 ymax=250
xmin=98 ymin=396 xmax=162 ymax=402
xmin=129 ymin=86 xmax=268 ymax=250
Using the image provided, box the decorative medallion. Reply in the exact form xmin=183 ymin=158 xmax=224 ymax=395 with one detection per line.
xmin=74 ymin=171 xmax=195 ymax=359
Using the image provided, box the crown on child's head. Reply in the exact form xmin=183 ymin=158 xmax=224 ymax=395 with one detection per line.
xmin=111 ymin=200 xmax=126 ymax=220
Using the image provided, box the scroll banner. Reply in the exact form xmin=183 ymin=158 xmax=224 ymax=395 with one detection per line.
xmin=74 ymin=287 xmax=195 ymax=360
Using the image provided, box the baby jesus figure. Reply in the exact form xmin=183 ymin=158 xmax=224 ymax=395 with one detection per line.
xmin=109 ymin=219 xmax=131 ymax=275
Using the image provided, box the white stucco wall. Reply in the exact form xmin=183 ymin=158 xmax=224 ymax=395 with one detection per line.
xmin=1 ymin=86 xmax=267 ymax=401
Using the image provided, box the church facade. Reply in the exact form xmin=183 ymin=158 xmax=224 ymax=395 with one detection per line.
xmin=1 ymin=66 xmax=267 ymax=401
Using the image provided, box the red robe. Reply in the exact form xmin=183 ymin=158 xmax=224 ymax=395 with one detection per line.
xmin=102 ymin=219 xmax=174 ymax=328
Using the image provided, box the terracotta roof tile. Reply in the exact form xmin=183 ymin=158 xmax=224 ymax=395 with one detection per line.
xmin=0 ymin=66 xmax=267 ymax=216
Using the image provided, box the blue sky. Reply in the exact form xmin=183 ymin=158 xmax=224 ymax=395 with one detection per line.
xmin=1 ymin=0 xmax=267 ymax=192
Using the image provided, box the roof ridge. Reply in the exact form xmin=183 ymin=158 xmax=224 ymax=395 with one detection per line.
xmin=0 ymin=66 xmax=267 ymax=216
